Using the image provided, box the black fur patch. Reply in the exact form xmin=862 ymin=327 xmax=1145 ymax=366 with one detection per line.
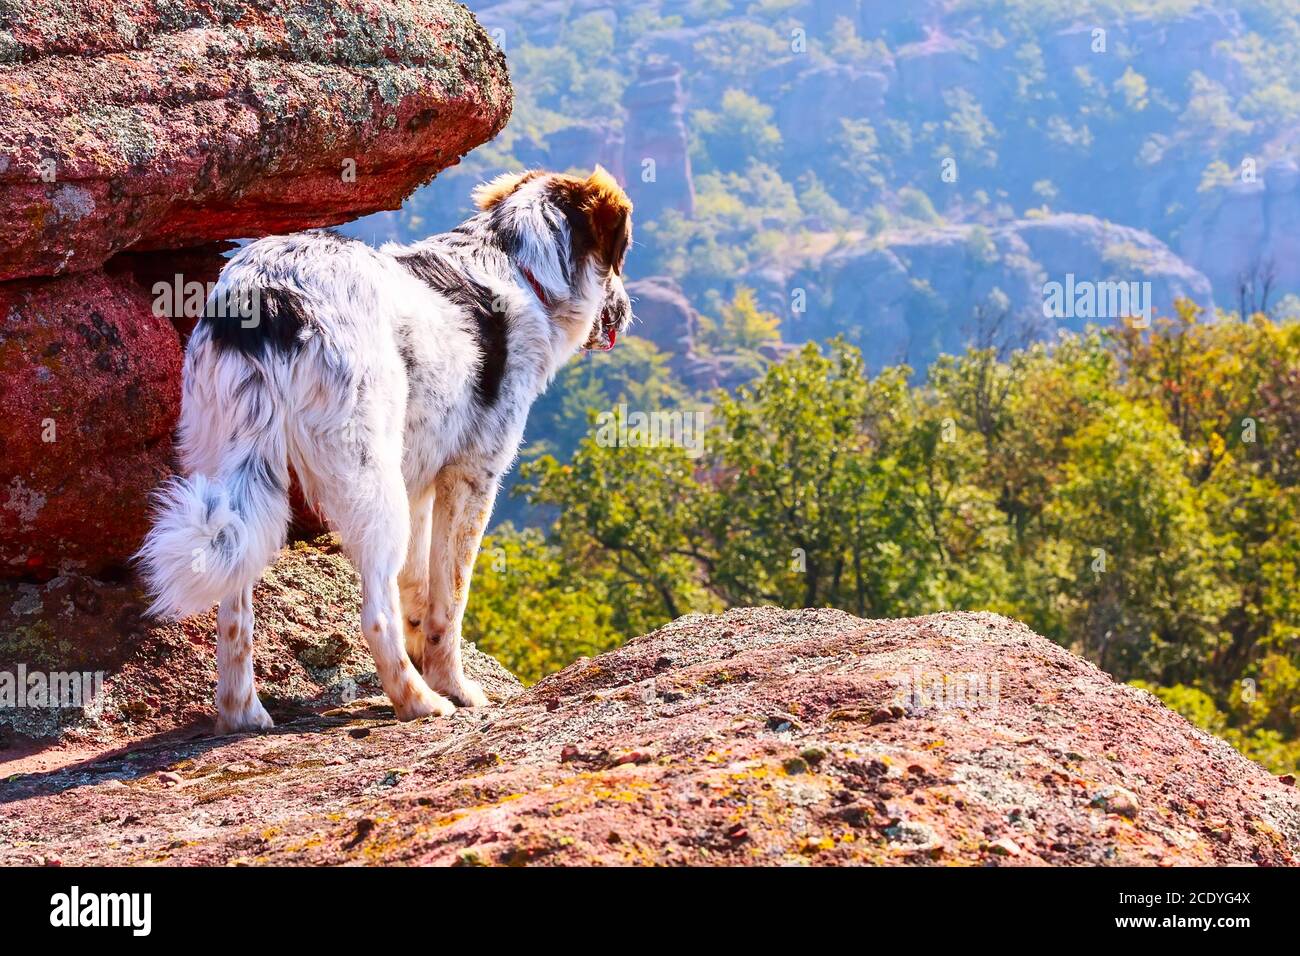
xmin=207 ymin=287 xmax=311 ymax=359
xmin=549 ymin=188 xmax=597 ymax=272
xmin=397 ymin=250 xmax=508 ymax=407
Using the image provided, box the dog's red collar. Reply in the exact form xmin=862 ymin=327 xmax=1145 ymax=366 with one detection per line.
xmin=520 ymin=265 xmax=616 ymax=351
xmin=520 ymin=267 xmax=551 ymax=310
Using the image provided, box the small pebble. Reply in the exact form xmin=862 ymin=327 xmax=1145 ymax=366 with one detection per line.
xmin=988 ymin=837 xmax=1020 ymax=857
xmin=1091 ymin=785 xmax=1140 ymax=818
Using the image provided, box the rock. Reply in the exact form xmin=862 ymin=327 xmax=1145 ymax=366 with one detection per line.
xmin=624 ymin=274 xmax=784 ymax=392
xmin=0 ymin=536 xmax=523 ymax=746
xmin=0 ymin=270 xmax=182 ymax=578
xmin=0 ymin=0 xmax=511 ymax=281
xmin=761 ymin=214 xmax=1215 ymax=372
xmin=775 ymin=65 xmax=890 ymax=167
xmin=894 ymin=34 xmax=983 ymax=105
xmin=625 ymin=276 xmax=698 ymax=357
xmin=622 ymin=60 xmax=694 ymax=223
xmin=987 ymin=837 xmax=1021 ymax=856
xmin=1180 ymin=160 xmax=1300 ymax=308
xmin=1091 ymin=785 xmax=1141 ymax=819
xmin=3 ymin=606 xmax=1296 ymax=866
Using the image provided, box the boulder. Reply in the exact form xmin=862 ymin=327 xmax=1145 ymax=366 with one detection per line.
xmin=625 ymin=276 xmax=697 ymax=357
xmin=775 ymin=66 xmax=890 ymax=166
xmin=0 ymin=269 xmax=181 ymax=579
xmin=2 ymin=602 xmax=1295 ymax=865
xmin=0 ymin=536 xmax=519 ymax=748
xmin=1180 ymin=160 xmax=1300 ymax=308
xmin=0 ymin=0 xmax=512 ymax=281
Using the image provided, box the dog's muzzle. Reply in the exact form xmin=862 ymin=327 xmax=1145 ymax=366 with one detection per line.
xmin=582 ymin=307 xmax=618 ymax=352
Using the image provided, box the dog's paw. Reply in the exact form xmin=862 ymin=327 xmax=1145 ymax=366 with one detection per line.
xmin=442 ymin=676 xmax=490 ymax=709
xmin=216 ymin=698 xmax=275 ymax=735
xmin=394 ymin=685 xmax=457 ymax=721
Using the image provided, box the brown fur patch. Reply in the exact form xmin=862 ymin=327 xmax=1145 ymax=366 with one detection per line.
xmin=472 ymin=169 xmax=542 ymax=210
xmin=553 ymin=165 xmax=633 ymax=274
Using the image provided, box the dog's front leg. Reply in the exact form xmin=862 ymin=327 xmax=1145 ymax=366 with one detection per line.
xmin=422 ymin=466 xmax=497 ymax=707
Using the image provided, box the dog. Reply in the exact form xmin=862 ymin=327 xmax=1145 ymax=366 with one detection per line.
xmin=138 ymin=167 xmax=633 ymax=733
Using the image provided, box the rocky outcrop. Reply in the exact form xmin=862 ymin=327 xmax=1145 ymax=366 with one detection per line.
xmin=0 ymin=269 xmax=182 ymax=578
xmin=626 ymin=277 xmax=698 ymax=357
xmin=626 ymin=276 xmax=781 ymax=392
xmin=0 ymin=0 xmax=511 ymax=281
xmin=775 ymin=65 xmax=890 ymax=167
xmin=0 ymin=0 xmax=512 ymax=580
xmin=0 ymin=536 xmax=518 ymax=750
xmin=622 ymin=60 xmax=695 ymax=223
xmin=1180 ymin=160 xmax=1300 ymax=308
xmin=750 ymin=214 xmax=1214 ymax=371
xmin=2 ymin=598 xmax=1296 ymax=866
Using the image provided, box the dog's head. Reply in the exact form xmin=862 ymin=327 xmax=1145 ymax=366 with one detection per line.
xmin=474 ymin=166 xmax=633 ymax=352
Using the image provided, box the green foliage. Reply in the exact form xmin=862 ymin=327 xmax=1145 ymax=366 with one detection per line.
xmin=526 ymin=337 xmax=688 ymax=462
xmin=642 ymin=161 xmax=803 ymax=286
xmin=941 ymin=89 xmax=999 ymax=168
xmin=697 ymin=287 xmax=782 ymax=358
xmin=464 ymin=526 xmax=621 ymax=684
xmin=692 ymin=89 xmax=783 ymax=171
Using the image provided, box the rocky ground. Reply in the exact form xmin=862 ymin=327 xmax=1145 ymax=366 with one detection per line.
xmin=3 ymin=561 xmax=1297 ymax=866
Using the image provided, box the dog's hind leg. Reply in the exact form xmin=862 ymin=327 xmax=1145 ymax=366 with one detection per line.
xmin=421 ymin=466 xmax=497 ymax=708
xmin=326 ymin=466 xmax=454 ymax=722
xmin=215 ymin=585 xmax=273 ymax=734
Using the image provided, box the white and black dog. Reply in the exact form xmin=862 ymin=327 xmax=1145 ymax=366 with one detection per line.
xmin=139 ymin=168 xmax=633 ymax=733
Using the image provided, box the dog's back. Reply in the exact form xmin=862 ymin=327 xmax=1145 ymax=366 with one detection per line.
xmin=140 ymin=232 xmax=423 ymax=618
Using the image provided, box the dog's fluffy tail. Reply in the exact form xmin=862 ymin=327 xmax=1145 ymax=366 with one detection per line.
xmin=138 ymin=453 xmax=290 ymax=620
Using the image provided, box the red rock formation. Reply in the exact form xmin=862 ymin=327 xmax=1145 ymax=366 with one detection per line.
xmin=0 ymin=0 xmax=512 ymax=579
xmin=0 ymin=269 xmax=181 ymax=578
xmin=2 ymin=596 xmax=1295 ymax=866
xmin=0 ymin=0 xmax=512 ymax=281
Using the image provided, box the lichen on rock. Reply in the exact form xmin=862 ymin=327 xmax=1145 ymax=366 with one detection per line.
xmin=2 ymin=599 xmax=1296 ymax=866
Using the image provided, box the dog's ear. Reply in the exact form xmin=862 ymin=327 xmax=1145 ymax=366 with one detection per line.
xmin=472 ymin=170 xmax=540 ymax=211
xmin=575 ymin=166 xmax=633 ymax=275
